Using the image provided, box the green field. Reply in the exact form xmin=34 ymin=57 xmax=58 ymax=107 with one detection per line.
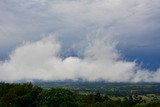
xmin=34 ymin=81 xmax=160 ymax=96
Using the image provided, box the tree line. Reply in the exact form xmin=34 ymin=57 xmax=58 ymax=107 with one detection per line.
xmin=0 ymin=82 xmax=160 ymax=107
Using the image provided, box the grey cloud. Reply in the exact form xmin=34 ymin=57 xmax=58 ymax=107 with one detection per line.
xmin=0 ymin=0 xmax=160 ymax=48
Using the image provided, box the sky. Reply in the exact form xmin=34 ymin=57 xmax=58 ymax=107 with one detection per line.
xmin=0 ymin=0 xmax=160 ymax=82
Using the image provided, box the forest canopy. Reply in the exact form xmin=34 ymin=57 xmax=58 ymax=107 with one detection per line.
xmin=0 ymin=82 xmax=160 ymax=107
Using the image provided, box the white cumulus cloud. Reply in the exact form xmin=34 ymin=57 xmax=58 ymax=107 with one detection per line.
xmin=0 ymin=36 xmax=159 ymax=82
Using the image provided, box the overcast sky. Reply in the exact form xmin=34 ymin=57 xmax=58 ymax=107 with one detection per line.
xmin=0 ymin=0 xmax=160 ymax=82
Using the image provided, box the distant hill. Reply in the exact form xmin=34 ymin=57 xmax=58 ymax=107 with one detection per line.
xmin=33 ymin=81 xmax=160 ymax=96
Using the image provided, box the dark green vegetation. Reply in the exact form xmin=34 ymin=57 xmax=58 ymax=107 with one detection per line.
xmin=0 ymin=82 xmax=160 ymax=107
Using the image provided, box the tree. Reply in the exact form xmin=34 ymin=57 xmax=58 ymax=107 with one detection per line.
xmin=37 ymin=88 xmax=81 ymax=107
xmin=95 ymin=92 xmax=103 ymax=102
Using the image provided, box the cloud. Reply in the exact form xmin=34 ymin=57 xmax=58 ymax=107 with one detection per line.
xmin=0 ymin=0 xmax=160 ymax=82
xmin=0 ymin=36 xmax=159 ymax=82
xmin=0 ymin=0 xmax=160 ymax=51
